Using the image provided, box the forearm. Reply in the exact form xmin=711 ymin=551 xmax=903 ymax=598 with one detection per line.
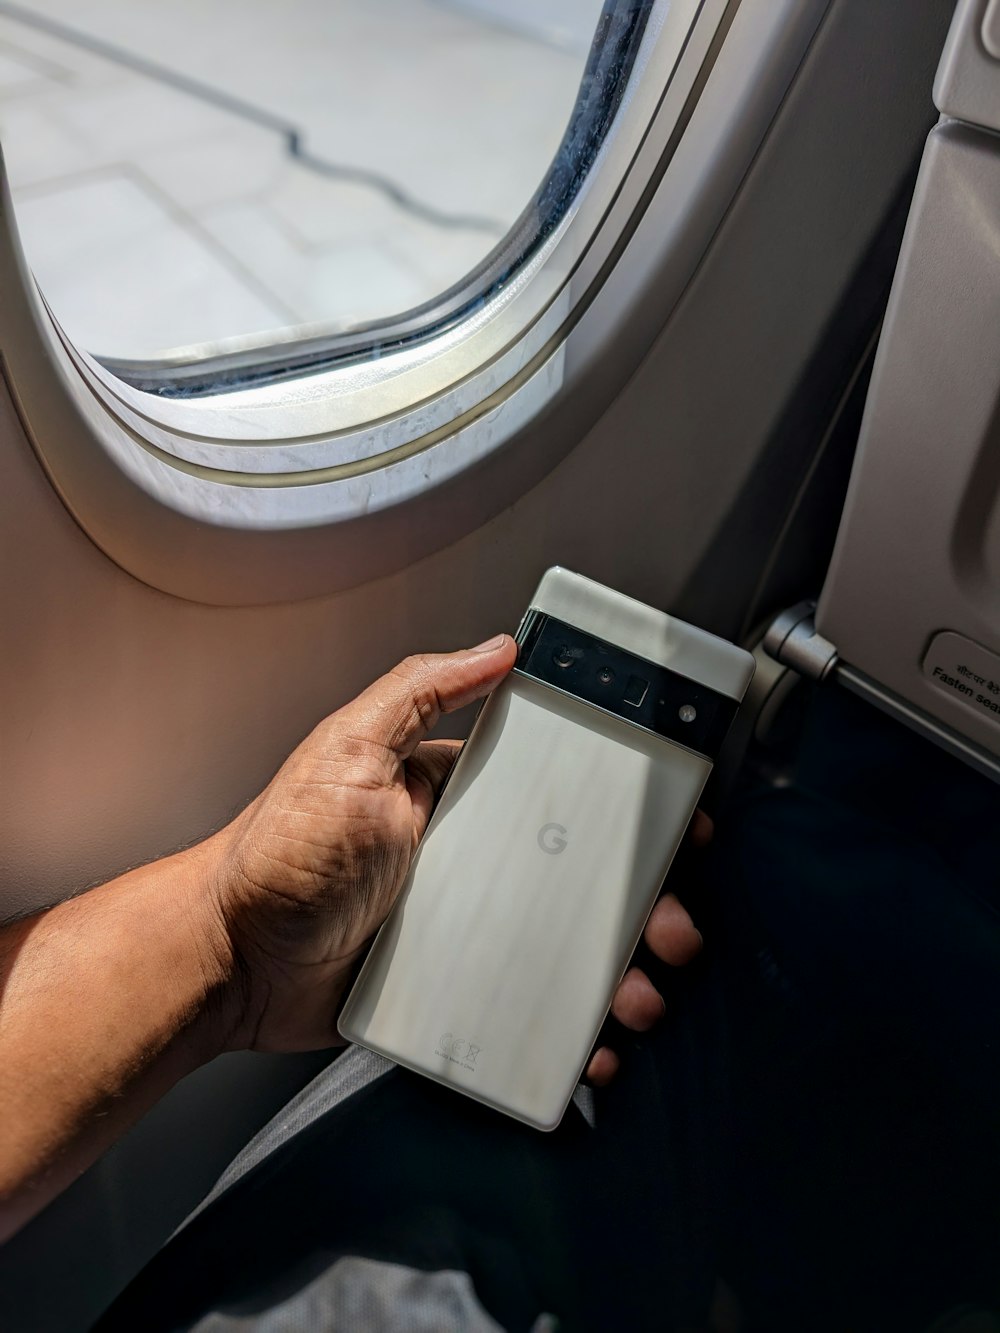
xmin=0 ymin=836 xmax=237 ymax=1242
xmin=0 ymin=640 xmax=516 ymax=1241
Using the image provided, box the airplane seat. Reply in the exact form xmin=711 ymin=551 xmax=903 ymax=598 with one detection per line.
xmin=763 ymin=0 xmax=1000 ymax=785
xmin=704 ymin=14 xmax=1000 ymax=1320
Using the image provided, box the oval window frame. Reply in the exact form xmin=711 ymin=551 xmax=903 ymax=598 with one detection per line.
xmin=0 ymin=0 xmax=822 ymax=605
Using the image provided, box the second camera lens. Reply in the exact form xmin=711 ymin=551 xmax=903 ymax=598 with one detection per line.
xmin=597 ymin=667 xmax=614 ymax=684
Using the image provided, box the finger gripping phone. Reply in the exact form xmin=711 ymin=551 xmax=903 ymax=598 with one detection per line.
xmin=338 ymin=568 xmax=754 ymax=1130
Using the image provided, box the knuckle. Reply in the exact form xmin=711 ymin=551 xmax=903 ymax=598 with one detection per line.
xmin=396 ymin=652 xmax=431 ymax=681
xmin=392 ymin=656 xmax=441 ymax=734
xmin=411 ymin=687 xmax=440 ymax=734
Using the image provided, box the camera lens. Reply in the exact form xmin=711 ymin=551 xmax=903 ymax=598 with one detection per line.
xmin=553 ymin=647 xmax=575 ymax=669
xmin=597 ymin=667 xmax=614 ymax=684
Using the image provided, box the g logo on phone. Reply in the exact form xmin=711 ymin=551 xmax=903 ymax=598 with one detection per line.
xmin=537 ymin=822 xmax=569 ymax=855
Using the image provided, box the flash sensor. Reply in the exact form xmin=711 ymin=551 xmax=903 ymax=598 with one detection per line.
xmin=678 ymin=704 xmax=697 ymax=723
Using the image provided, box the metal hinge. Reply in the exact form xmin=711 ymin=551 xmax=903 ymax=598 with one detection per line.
xmin=762 ymin=601 xmax=999 ymax=782
xmin=762 ymin=600 xmax=839 ymax=681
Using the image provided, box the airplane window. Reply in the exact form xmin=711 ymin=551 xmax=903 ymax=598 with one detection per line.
xmin=0 ymin=0 xmax=721 ymax=604
xmin=0 ymin=0 xmax=638 ymax=396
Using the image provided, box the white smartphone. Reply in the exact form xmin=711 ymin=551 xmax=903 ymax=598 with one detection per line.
xmin=338 ymin=568 xmax=755 ymax=1131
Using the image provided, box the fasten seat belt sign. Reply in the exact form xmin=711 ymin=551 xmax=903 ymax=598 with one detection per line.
xmin=923 ymin=631 xmax=1000 ymax=724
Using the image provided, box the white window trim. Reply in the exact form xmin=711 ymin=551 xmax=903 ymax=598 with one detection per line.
xmin=0 ymin=0 xmax=829 ymax=604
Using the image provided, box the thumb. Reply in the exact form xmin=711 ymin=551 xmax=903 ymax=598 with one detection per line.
xmin=342 ymin=634 xmax=517 ymax=764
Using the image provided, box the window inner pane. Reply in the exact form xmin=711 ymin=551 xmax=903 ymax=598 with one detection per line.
xmin=0 ymin=0 xmax=609 ymax=366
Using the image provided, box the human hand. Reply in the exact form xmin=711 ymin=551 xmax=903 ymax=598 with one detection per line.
xmin=207 ymin=637 xmax=707 ymax=1069
xmin=0 ymin=636 xmax=708 ymax=1242
xmin=206 ymin=636 xmax=517 ymax=1052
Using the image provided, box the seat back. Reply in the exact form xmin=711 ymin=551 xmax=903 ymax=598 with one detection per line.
xmin=811 ymin=0 xmax=1000 ymax=780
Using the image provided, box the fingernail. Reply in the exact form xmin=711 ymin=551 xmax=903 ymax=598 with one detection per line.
xmin=468 ymin=634 xmax=507 ymax=654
